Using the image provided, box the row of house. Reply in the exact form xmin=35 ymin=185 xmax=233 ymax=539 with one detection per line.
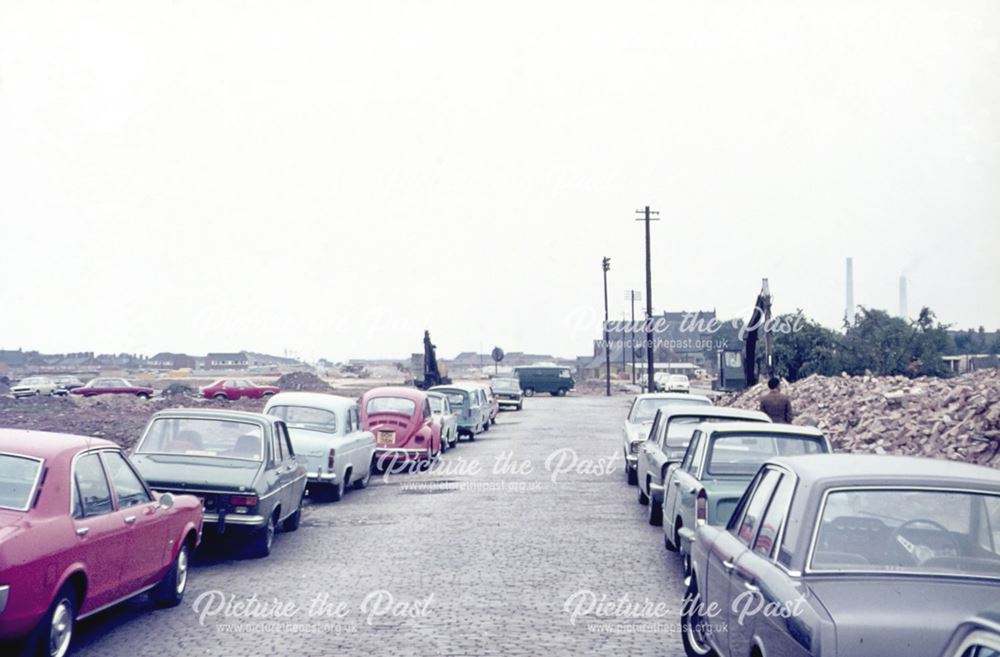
xmin=0 ymin=349 xmax=306 ymax=375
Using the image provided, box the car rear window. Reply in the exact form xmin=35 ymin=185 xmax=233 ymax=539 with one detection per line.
xmin=138 ymin=418 xmax=265 ymax=461
xmin=366 ymin=397 xmax=416 ymax=417
xmin=267 ymin=406 xmax=338 ymax=433
xmin=0 ymin=454 xmax=42 ymax=511
xmin=705 ymin=433 xmax=827 ymax=476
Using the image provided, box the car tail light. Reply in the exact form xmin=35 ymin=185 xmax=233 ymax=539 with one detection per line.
xmin=630 ymin=441 xmax=640 ymax=454
xmin=230 ymin=495 xmax=258 ymax=507
xmin=328 ymin=448 xmax=336 ymax=470
xmin=696 ymin=489 xmax=707 ymax=525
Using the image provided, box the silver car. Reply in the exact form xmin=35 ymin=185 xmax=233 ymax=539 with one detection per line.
xmin=622 ymin=393 xmax=711 ymax=485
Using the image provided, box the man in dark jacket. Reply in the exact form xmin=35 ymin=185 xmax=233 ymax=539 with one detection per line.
xmin=760 ymin=377 xmax=793 ymax=423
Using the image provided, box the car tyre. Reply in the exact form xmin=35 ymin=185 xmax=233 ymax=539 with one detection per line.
xmin=523 ymin=388 xmax=535 ymax=397
xmin=664 ymin=522 xmax=680 ymax=552
xmin=353 ymin=466 xmax=371 ymax=490
xmin=681 ymin=579 xmax=718 ymax=657
xmin=638 ymin=481 xmax=649 ymax=505
xmin=517 ymin=402 xmax=523 ymax=411
xmin=26 ymin=583 xmax=76 ymax=657
xmin=150 ymin=543 xmax=190 ymax=607
xmin=282 ymin=496 xmax=303 ymax=532
xmin=137 ymin=392 xmax=151 ymax=400
xmin=214 ymin=393 xmax=227 ymax=401
xmin=648 ymin=494 xmax=663 ymax=526
xmin=626 ymin=463 xmax=638 ymax=486
xmin=330 ymin=478 xmax=346 ymax=502
xmin=248 ymin=513 xmax=276 ymax=558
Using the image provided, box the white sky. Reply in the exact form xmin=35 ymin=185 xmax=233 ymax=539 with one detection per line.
xmin=1 ymin=1 xmax=998 ymax=361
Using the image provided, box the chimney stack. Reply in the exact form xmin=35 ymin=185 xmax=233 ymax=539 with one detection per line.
xmin=845 ymin=257 xmax=855 ymax=324
xmin=899 ymin=276 xmax=908 ymax=318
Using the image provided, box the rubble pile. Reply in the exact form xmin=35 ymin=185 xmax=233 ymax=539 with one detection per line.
xmin=276 ymin=371 xmax=332 ymax=392
xmin=719 ymin=369 xmax=1000 ymax=467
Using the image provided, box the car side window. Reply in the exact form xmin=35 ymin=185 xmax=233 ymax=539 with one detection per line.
xmin=753 ymin=473 xmax=794 ymax=560
xmin=74 ymin=453 xmax=114 ymax=517
xmin=270 ymin=428 xmax=284 ymax=465
xmin=689 ymin=433 xmax=708 ymax=474
xmin=103 ymin=451 xmax=152 ymax=508
xmin=681 ymin=432 xmax=700 ymax=472
xmin=350 ymin=407 xmax=360 ymax=431
xmin=424 ymin=400 xmax=432 ymax=419
xmin=735 ymin=468 xmax=781 ymax=546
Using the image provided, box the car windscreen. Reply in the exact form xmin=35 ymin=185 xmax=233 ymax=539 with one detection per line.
xmin=705 ymin=433 xmax=827 ymax=476
xmin=137 ymin=418 xmax=265 ymax=461
xmin=811 ymin=489 xmax=1000 ymax=579
xmin=366 ymin=397 xmax=416 ymax=417
xmin=19 ymin=377 xmax=48 ymax=385
xmin=428 ymin=396 xmax=444 ymax=412
xmin=0 ymin=454 xmax=42 ymax=511
xmin=491 ymin=379 xmax=520 ymax=392
xmin=267 ymin=405 xmax=337 ymax=433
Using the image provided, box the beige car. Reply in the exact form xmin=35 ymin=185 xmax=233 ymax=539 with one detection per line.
xmin=11 ymin=376 xmax=59 ymax=398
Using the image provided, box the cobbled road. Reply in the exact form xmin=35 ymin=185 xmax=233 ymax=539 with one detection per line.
xmin=72 ymin=395 xmax=688 ymax=657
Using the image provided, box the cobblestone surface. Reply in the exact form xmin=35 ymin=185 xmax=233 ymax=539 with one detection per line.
xmin=71 ymin=395 xmax=687 ymax=657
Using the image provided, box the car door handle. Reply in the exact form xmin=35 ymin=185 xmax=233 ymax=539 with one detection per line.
xmin=75 ymin=527 xmax=89 ymax=537
xmin=672 ymin=481 xmax=680 ymax=487
xmin=722 ymin=560 xmax=735 ymax=572
xmin=742 ymin=580 xmax=759 ymax=593
xmin=123 ymin=515 xmax=136 ymax=525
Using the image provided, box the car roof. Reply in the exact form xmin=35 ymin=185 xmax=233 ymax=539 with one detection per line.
xmin=362 ymin=386 xmax=426 ymax=401
xmin=658 ymin=406 xmax=770 ymax=423
xmin=769 ymin=453 xmax=1000 ymax=489
xmin=635 ymin=392 xmax=708 ymax=402
xmin=150 ymin=408 xmax=273 ymax=424
xmin=701 ymin=421 xmax=825 ymax=437
xmin=431 ymin=383 xmax=481 ymax=393
xmin=0 ymin=429 xmax=116 ymax=460
xmin=264 ymin=391 xmax=357 ymax=412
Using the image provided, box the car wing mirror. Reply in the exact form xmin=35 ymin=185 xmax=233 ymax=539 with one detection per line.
xmin=158 ymin=492 xmax=175 ymax=510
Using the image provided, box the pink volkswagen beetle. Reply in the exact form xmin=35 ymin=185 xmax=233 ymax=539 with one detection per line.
xmin=0 ymin=430 xmax=202 ymax=657
xmin=360 ymin=387 xmax=442 ymax=467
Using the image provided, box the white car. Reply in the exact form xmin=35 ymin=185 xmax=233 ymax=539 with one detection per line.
xmin=10 ymin=376 xmax=59 ymax=398
xmin=622 ymin=393 xmax=711 ymax=485
xmin=663 ymin=374 xmax=691 ymax=393
xmin=264 ymin=392 xmax=376 ymax=502
xmin=427 ymin=391 xmax=459 ymax=450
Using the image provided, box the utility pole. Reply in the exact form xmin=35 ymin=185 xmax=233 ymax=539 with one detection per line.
xmin=621 ymin=311 xmax=627 ymax=374
xmin=625 ymin=290 xmax=642 ymax=384
xmin=636 ymin=206 xmax=659 ymax=392
xmin=602 ymin=257 xmax=611 ymax=397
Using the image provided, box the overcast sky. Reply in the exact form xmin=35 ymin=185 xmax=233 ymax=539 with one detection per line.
xmin=1 ymin=1 xmax=997 ymax=361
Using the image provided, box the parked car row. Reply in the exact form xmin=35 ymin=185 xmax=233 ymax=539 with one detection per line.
xmin=0 ymin=378 xmax=518 ymax=656
xmin=5 ymin=375 xmax=282 ymax=401
xmin=621 ymin=392 xmax=1000 ymax=657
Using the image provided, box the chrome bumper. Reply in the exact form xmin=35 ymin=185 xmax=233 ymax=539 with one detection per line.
xmin=0 ymin=585 xmax=8 ymax=615
xmin=626 ymin=455 xmax=638 ymax=465
xmin=202 ymin=512 xmax=266 ymax=526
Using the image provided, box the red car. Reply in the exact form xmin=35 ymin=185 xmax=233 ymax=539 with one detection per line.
xmin=0 ymin=429 xmax=202 ymax=657
xmin=70 ymin=377 xmax=156 ymax=399
xmin=360 ymin=387 xmax=442 ymax=466
xmin=200 ymin=378 xmax=280 ymax=401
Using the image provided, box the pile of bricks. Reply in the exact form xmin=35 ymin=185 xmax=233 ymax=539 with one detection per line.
xmin=719 ymin=369 xmax=1000 ymax=467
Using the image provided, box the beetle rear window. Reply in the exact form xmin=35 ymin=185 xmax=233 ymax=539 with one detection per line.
xmin=366 ymin=397 xmax=416 ymax=417
xmin=0 ymin=454 xmax=42 ymax=511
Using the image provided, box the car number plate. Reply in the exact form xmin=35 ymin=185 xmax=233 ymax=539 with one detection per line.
xmin=377 ymin=430 xmax=396 ymax=446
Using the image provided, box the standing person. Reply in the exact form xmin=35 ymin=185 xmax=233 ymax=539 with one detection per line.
xmin=760 ymin=377 xmax=793 ymax=423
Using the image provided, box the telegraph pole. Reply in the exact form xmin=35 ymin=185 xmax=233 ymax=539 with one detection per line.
xmin=636 ymin=206 xmax=659 ymax=392
xmin=602 ymin=257 xmax=611 ymax=397
xmin=625 ymin=289 xmax=642 ymax=384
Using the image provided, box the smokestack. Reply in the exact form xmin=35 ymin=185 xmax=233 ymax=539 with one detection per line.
xmin=899 ymin=276 xmax=908 ymax=318
xmin=845 ymin=257 xmax=855 ymax=324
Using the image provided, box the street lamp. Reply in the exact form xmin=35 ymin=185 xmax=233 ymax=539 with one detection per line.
xmin=602 ymin=257 xmax=611 ymax=397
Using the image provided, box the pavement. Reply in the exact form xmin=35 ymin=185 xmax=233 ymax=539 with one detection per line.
xmin=71 ymin=394 xmax=688 ymax=657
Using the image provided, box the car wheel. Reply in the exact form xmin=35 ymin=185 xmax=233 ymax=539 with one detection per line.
xmin=626 ymin=463 xmax=638 ymax=486
xmin=150 ymin=543 xmax=190 ymax=607
xmin=682 ymin=552 xmax=692 ymax=577
xmin=648 ymin=494 xmax=663 ymax=526
xmin=262 ymin=391 xmax=274 ymax=398
xmin=137 ymin=392 xmax=150 ymax=400
xmin=681 ymin=579 xmax=718 ymax=657
xmin=330 ymin=478 xmax=346 ymax=502
xmin=482 ymin=420 xmax=490 ymax=433
xmin=282 ymin=495 xmax=303 ymax=532
xmin=214 ymin=393 xmax=227 ymax=400
xmin=557 ymin=388 xmax=567 ymax=397
xmin=517 ymin=403 xmax=523 ymax=411
xmin=440 ymin=434 xmax=448 ymax=453
xmin=29 ymin=583 xmax=76 ymax=657
xmin=353 ymin=466 xmax=371 ymax=490
xmin=523 ymin=388 xmax=535 ymax=397
xmin=664 ymin=522 xmax=680 ymax=552
xmin=248 ymin=513 xmax=276 ymax=558
xmin=638 ymin=481 xmax=649 ymax=506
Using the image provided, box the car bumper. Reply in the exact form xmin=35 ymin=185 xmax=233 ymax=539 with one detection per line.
xmin=10 ymin=390 xmax=37 ymax=397
xmin=375 ymin=448 xmax=429 ymax=461
xmin=309 ymin=470 xmax=339 ymax=483
xmin=202 ymin=512 xmax=267 ymax=527
xmin=0 ymin=585 xmax=8 ymax=616
xmin=497 ymin=399 xmax=521 ymax=407
xmin=626 ymin=455 xmax=638 ymax=466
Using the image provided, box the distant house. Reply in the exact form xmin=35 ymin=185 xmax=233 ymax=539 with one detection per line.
xmin=148 ymin=352 xmax=197 ymax=370
xmin=207 ymin=352 xmax=249 ymax=370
